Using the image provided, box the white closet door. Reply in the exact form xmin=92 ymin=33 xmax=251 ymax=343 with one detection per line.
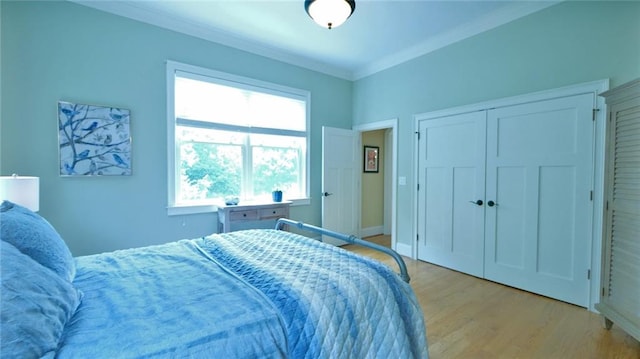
xmin=417 ymin=112 xmax=486 ymax=277
xmin=484 ymin=93 xmax=594 ymax=307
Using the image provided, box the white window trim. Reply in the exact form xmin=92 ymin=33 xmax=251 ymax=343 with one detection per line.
xmin=166 ymin=60 xmax=311 ymax=216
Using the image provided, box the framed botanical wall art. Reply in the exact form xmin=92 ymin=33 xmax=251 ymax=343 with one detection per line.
xmin=363 ymin=145 xmax=379 ymax=173
xmin=58 ymin=101 xmax=131 ymax=176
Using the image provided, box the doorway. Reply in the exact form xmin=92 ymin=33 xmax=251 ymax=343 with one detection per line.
xmin=354 ymin=119 xmax=398 ymax=251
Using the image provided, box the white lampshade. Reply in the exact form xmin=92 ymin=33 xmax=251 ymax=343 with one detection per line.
xmin=0 ymin=175 xmax=40 ymax=212
xmin=305 ymin=0 xmax=356 ymax=29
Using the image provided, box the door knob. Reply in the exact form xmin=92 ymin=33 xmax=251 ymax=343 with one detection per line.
xmin=469 ymin=199 xmax=483 ymax=206
xmin=322 ymin=192 xmax=333 ymax=197
xmin=487 ymin=200 xmax=497 ymax=207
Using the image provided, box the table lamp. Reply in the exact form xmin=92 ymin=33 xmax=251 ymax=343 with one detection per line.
xmin=0 ymin=174 xmax=40 ymax=212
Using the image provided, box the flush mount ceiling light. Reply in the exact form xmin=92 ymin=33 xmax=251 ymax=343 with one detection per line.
xmin=305 ymin=0 xmax=356 ymax=29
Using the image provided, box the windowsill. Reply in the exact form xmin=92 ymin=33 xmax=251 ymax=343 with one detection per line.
xmin=167 ymin=197 xmax=310 ymax=216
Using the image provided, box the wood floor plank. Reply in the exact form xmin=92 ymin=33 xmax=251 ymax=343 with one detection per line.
xmin=344 ymin=235 xmax=640 ymax=359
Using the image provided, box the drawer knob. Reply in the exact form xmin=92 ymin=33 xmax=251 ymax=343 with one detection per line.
xmin=243 ymin=213 xmax=247 ymax=217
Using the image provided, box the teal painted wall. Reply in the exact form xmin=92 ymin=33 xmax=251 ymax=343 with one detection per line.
xmin=0 ymin=1 xmax=352 ymax=255
xmin=353 ymin=1 xmax=640 ymax=246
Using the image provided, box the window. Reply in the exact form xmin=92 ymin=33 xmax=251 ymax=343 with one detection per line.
xmin=167 ymin=61 xmax=310 ymax=215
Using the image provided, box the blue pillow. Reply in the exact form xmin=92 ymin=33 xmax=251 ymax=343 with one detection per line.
xmin=0 ymin=201 xmax=75 ymax=282
xmin=1 ymin=241 xmax=81 ymax=357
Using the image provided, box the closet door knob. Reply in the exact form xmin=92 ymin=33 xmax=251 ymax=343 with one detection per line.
xmin=487 ymin=200 xmax=497 ymax=207
xmin=469 ymin=200 xmax=483 ymax=206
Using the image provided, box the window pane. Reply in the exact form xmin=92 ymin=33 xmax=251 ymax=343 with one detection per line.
xmin=178 ymin=125 xmax=245 ymax=145
xmin=177 ymin=126 xmax=243 ymax=204
xmin=248 ymin=92 xmax=306 ymax=131
xmin=251 ymin=134 xmax=305 ymax=200
xmin=176 ymin=76 xmax=306 ymax=131
xmin=176 ymin=77 xmax=250 ymax=126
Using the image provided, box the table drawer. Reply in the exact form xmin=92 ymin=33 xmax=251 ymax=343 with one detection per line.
xmin=229 ymin=210 xmax=258 ymax=221
xmin=259 ymin=207 xmax=288 ymax=218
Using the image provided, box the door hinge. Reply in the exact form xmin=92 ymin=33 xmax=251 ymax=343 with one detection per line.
xmin=606 ymin=200 xmax=609 ymax=211
xmin=602 ymin=287 xmax=605 ymax=297
xmin=592 ymin=108 xmax=599 ymax=121
xmin=587 ymin=269 xmax=591 ymax=280
xmin=590 ymin=191 xmax=593 ymax=201
xmin=415 ymin=131 xmax=420 ymax=140
xmin=416 ymin=234 xmax=419 ymax=242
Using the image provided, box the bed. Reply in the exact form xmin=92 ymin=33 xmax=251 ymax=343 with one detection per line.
xmin=0 ymin=201 xmax=428 ymax=358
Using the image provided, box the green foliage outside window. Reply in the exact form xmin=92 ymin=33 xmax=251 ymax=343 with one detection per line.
xmin=181 ymin=142 xmax=241 ymax=200
xmin=180 ymin=142 xmax=301 ymax=201
xmin=252 ymin=147 xmax=300 ymax=196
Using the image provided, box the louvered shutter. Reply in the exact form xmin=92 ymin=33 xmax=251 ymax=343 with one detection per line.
xmin=596 ymin=78 xmax=640 ymax=341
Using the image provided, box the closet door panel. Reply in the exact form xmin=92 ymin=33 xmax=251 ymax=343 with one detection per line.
xmin=452 ymin=167 xmax=480 ymax=257
xmin=537 ymin=166 xmax=577 ymax=279
xmin=423 ymin=167 xmax=449 ymax=251
xmin=417 ymin=112 xmax=486 ymax=278
xmin=485 ymin=93 xmax=594 ymax=307
xmin=493 ymin=166 xmax=527 ymax=269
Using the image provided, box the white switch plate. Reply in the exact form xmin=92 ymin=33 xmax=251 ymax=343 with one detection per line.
xmin=398 ymin=176 xmax=406 ymax=186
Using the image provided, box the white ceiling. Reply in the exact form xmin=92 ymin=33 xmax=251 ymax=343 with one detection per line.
xmin=73 ymin=0 xmax=558 ymax=80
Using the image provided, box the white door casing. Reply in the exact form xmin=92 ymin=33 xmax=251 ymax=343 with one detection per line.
xmin=384 ymin=129 xmax=393 ymax=236
xmin=321 ymin=126 xmax=359 ymax=245
xmin=354 ymin=118 xmax=399 ymax=253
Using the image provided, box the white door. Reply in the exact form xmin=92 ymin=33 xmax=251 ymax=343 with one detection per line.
xmin=322 ymin=126 xmax=359 ymax=245
xmin=417 ymin=112 xmax=486 ymax=277
xmin=383 ymin=129 xmax=393 ymax=236
xmin=484 ymin=93 xmax=594 ymax=307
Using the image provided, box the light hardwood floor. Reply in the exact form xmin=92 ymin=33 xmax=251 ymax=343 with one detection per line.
xmin=344 ymin=235 xmax=640 ymax=359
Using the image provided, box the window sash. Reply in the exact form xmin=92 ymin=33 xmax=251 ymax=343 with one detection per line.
xmin=176 ymin=118 xmax=306 ymax=138
xmin=175 ymin=70 xmax=307 ymax=132
xmin=176 ymin=136 xmax=305 ymax=203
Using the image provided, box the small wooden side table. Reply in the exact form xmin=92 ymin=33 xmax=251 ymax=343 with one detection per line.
xmin=216 ymin=201 xmax=291 ymax=233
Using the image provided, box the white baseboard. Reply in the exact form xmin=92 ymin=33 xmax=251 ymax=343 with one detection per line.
xmin=395 ymin=242 xmax=413 ymax=258
xmin=360 ymin=226 xmax=384 ymax=238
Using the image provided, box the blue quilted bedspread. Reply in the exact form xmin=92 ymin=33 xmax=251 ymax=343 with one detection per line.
xmin=58 ymin=229 xmax=428 ymax=358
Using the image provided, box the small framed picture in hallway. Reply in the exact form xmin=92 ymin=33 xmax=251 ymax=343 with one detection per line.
xmin=363 ymin=146 xmax=379 ymax=173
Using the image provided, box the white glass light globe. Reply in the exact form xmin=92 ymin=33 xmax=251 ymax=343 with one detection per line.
xmin=307 ymin=0 xmax=354 ymax=29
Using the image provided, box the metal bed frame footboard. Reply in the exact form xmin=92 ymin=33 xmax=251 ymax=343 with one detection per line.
xmin=275 ymin=218 xmax=410 ymax=283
